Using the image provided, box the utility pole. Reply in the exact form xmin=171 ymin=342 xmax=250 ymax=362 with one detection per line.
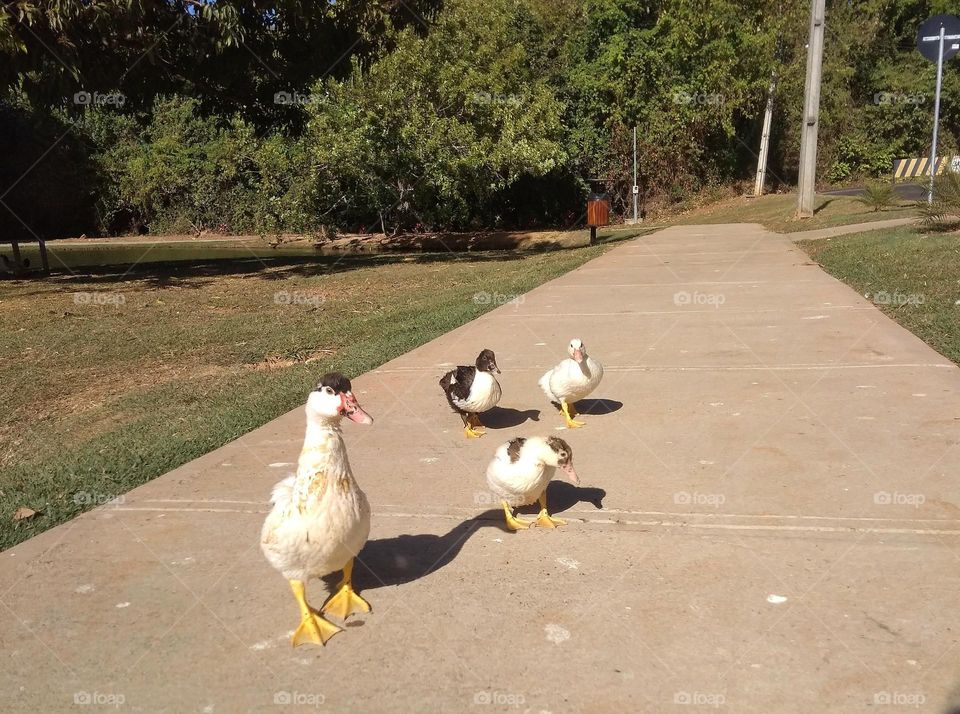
xmin=797 ymin=0 xmax=825 ymax=218
xmin=632 ymin=126 xmax=639 ymax=223
xmin=753 ymin=71 xmax=777 ymax=197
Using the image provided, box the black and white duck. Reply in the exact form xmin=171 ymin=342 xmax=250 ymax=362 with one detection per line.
xmin=439 ymin=348 xmax=502 ymax=438
xmin=485 ymin=436 xmax=580 ymax=530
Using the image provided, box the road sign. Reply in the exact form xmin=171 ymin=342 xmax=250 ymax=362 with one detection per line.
xmin=917 ymin=14 xmax=960 ymax=62
xmin=917 ymin=14 xmax=960 ymax=203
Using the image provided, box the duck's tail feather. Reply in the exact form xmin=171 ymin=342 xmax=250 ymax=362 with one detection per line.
xmin=439 ymin=369 xmax=466 ymax=414
xmin=439 ymin=369 xmax=455 ymax=392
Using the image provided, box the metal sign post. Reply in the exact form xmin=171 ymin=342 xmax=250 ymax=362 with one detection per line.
xmin=929 ymin=28 xmax=946 ymax=204
xmin=916 ymin=14 xmax=960 ymax=203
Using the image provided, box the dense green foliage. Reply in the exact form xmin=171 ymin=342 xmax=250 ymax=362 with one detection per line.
xmin=1 ymin=0 xmax=959 ymax=238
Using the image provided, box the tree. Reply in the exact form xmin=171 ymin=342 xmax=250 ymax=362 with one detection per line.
xmin=302 ymin=0 xmax=569 ymax=233
xmin=0 ymin=0 xmax=441 ymax=126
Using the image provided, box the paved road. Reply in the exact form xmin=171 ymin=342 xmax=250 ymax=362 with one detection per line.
xmin=2 ymin=223 xmax=959 ymax=712
xmin=825 ymin=182 xmax=927 ymax=201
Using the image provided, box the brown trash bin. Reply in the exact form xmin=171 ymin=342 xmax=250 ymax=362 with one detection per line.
xmin=587 ymin=192 xmax=609 ymax=245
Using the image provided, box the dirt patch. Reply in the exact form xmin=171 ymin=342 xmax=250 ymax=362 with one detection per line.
xmin=52 ymin=228 xmax=594 ymax=253
xmin=250 ymin=349 xmax=338 ymax=371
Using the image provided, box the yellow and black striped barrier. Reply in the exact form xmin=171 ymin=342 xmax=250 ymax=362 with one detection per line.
xmin=892 ymin=155 xmax=960 ymax=180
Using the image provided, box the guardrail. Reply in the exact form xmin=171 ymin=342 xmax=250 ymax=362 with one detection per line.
xmin=892 ymin=155 xmax=960 ymax=180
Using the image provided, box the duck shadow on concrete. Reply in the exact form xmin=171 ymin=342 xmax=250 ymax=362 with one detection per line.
xmin=572 ymin=398 xmax=623 ymax=416
xmin=516 ymin=481 xmax=607 ymax=516
xmin=343 ymin=484 xmax=605 ymax=596
xmin=347 ymin=516 xmax=493 ymax=593
xmin=480 ymin=406 xmax=540 ymax=429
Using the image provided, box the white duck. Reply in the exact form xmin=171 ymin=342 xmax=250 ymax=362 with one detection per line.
xmin=260 ymin=372 xmax=374 ymax=647
xmin=539 ymin=338 xmax=604 ymax=428
xmin=486 ymin=436 xmax=580 ymax=530
xmin=439 ymin=348 xmax=502 ymax=438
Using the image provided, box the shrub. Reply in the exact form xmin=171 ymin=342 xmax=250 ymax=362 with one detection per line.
xmin=301 ymin=0 xmax=570 ymax=233
xmin=0 ymin=97 xmax=100 ymax=239
xmin=854 ymin=182 xmax=896 ymax=212
xmin=917 ymin=173 xmax=960 ymax=226
xmin=76 ymin=96 xmax=321 ymax=236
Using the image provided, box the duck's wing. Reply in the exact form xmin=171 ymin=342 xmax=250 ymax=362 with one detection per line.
xmin=261 ymin=475 xmax=296 ymax=552
xmin=268 ymin=475 xmax=296 ymax=508
xmin=505 ymin=437 xmax=527 ymax=462
xmin=538 ymin=366 xmax=558 ymax=403
xmin=587 ymin=357 xmax=605 ymax=387
xmin=544 ymin=358 xmax=587 ymax=402
xmin=442 ymin=365 xmax=476 ymax=410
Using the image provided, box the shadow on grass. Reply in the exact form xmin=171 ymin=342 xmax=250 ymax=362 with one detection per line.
xmin=2 ymin=247 xmax=574 ymax=294
xmin=813 ymin=198 xmax=836 ymax=215
xmin=592 ymin=227 xmax=656 ymax=245
xmin=1 ymin=223 xmax=654 ymax=286
xmin=915 ymin=218 xmax=960 ymax=234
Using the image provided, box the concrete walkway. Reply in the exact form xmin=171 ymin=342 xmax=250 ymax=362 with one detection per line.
xmin=3 ymin=223 xmax=959 ymax=712
xmin=788 ymin=216 xmax=915 ymax=241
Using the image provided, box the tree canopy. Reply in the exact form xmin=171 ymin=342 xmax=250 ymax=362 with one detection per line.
xmin=1 ymin=0 xmax=958 ymax=238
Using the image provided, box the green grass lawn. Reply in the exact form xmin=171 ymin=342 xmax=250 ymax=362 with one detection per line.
xmin=799 ymin=226 xmax=960 ymax=364
xmin=0 ymin=244 xmax=614 ymax=549
xmin=666 ymin=192 xmax=916 ymax=233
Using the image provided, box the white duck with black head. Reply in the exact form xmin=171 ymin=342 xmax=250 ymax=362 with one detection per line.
xmin=539 ymin=338 xmax=604 ymax=428
xmin=439 ymin=348 xmax=502 ymax=438
xmin=260 ymin=372 xmax=374 ymax=647
xmin=485 ymin=436 xmax=580 ymax=530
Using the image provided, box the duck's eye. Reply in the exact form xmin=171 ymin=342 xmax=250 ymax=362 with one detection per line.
xmin=323 ymin=386 xmax=334 ymax=395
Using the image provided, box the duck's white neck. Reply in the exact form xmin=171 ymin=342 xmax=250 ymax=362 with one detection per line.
xmin=295 ymin=416 xmax=350 ymax=487
xmin=292 ymin=416 xmax=354 ymax=505
xmin=303 ymin=418 xmax=342 ymax=446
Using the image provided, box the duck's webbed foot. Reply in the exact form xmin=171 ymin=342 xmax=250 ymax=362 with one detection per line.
xmin=501 ymin=500 xmax=533 ymax=531
xmin=560 ymin=401 xmax=585 ymax=428
xmin=289 ymin=579 xmax=342 ymax=647
xmin=322 ymin=559 xmax=371 ymax=620
xmin=534 ymin=492 xmax=567 ymax=528
xmin=463 ymin=413 xmax=486 ymax=438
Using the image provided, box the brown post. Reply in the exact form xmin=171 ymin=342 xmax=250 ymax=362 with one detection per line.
xmin=38 ymin=239 xmax=50 ymax=273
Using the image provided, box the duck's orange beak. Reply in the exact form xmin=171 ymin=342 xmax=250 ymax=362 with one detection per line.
xmin=340 ymin=392 xmax=373 ymax=425
xmin=572 ymin=348 xmax=584 ymax=363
